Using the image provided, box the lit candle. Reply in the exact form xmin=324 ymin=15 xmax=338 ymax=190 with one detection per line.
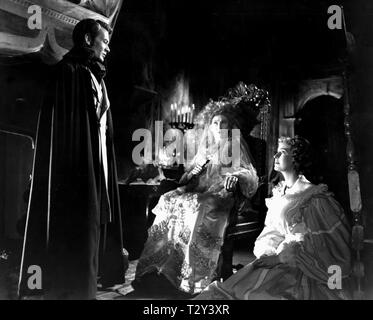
xmin=174 ymin=104 xmax=177 ymax=123
xmin=177 ymin=105 xmax=181 ymax=123
xmin=186 ymin=106 xmax=190 ymax=123
xmin=171 ymin=103 xmax=175 ymax=122
xmin=191 ymin=104 xmax=195 ymax=123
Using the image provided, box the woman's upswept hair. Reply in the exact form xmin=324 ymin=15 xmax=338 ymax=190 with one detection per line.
xmin=278 ymin=135 xmax=312 ymax=174
xmin=195 ymin=82 xmax=270 ymax=136
xmin=72 ymin=19 xmax=112 ymax=48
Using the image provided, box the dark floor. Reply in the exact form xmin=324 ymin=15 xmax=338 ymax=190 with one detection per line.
xmin=0 ymin=238 xmax=22 ymax=300
xmin=0 ymin=237 xmax=255 ymax=300
xmin=97 ymin=243 xmax=255 ymax=300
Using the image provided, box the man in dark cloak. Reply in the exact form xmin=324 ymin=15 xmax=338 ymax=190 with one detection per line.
xmin=18 ymin=19 xmax=127 ymax=299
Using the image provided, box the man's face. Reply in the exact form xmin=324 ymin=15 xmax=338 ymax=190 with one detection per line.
xmin=90 ymin=27 xmax=110 ymax=62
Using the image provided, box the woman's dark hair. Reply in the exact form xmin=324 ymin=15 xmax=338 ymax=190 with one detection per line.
xmin=72 ymin=19 xmax=112 ymax=48
xmin=278 ymin=135 xmax=312 ymax=174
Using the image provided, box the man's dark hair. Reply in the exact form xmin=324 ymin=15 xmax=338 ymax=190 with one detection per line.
xmin=72 ymin=19 xmax=112 ymax=48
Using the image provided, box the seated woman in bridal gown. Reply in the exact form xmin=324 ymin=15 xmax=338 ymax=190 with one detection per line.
xmin=132 ymin=85 xmax=266 ymax=295
xmin=195 ymin=136 xmax=352 ymax=300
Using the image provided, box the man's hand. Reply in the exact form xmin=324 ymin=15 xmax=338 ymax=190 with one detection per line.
xmin=253 ymin=255 xmax=281 ymax=269
xmin=224 ymin=175 xmax=238 ymax=192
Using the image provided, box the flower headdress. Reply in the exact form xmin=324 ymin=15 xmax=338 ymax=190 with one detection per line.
xmin=195 ymin=82 xmax=270 ymax=135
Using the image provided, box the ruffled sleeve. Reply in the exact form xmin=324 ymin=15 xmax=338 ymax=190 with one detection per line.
xmin=279 ymin=194 xmax=352 ymax=284
xmin=253 ymin=210 xmax=285 ymax=258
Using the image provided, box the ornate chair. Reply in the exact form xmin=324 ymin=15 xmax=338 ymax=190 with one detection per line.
xmin=216 ymin=135 xmax=268 ymax=280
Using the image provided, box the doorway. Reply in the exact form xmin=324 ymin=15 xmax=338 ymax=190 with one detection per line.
xmin=294 ymin=95 xmax=351 ymax=220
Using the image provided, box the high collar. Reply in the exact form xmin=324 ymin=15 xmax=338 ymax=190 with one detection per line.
xmin=63 ymin=46 xmax=107 ymax=82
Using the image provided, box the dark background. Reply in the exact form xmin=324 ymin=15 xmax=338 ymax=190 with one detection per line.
xmin=106 ymin=0 xmax=351 ymax=174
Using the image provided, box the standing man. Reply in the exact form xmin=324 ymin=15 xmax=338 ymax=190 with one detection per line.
xmin=18 ymin=19 xmax=127 ymax=299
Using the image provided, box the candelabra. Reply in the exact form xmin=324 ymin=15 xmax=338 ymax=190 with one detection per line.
xmin=169 ymin=103 xmax=195 ymax=131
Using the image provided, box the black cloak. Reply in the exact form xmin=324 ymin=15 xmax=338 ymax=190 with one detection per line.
xmin=18 ymin=49 xmax=127 ymax=299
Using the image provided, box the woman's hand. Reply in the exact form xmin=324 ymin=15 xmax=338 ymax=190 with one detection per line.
xmin=224 ymin=175 xmax=238 ymax=192
xmin=253 ymin=255 xmax=281 ymax=269
xmin=278 ymin=242 xmax=300 ymax=266
xmin=190 ymin=164 xmax=204 ymax=176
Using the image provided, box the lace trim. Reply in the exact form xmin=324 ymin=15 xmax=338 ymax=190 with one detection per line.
xmin=179 ymin=226 xmax=192 ymax=245
xmin=148 ymin=220 xmax=169 ymax=242
xmin=190 ymin=242 xmax=218 ymax=271
xmin=197 ymin=223 xmax=224 ymax=250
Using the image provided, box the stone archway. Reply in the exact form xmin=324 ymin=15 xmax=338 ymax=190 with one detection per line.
xmin=279 ymin=76 xmax=344 ymax=138
xmin=295 ymin=76 xmax=344 ymax=112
